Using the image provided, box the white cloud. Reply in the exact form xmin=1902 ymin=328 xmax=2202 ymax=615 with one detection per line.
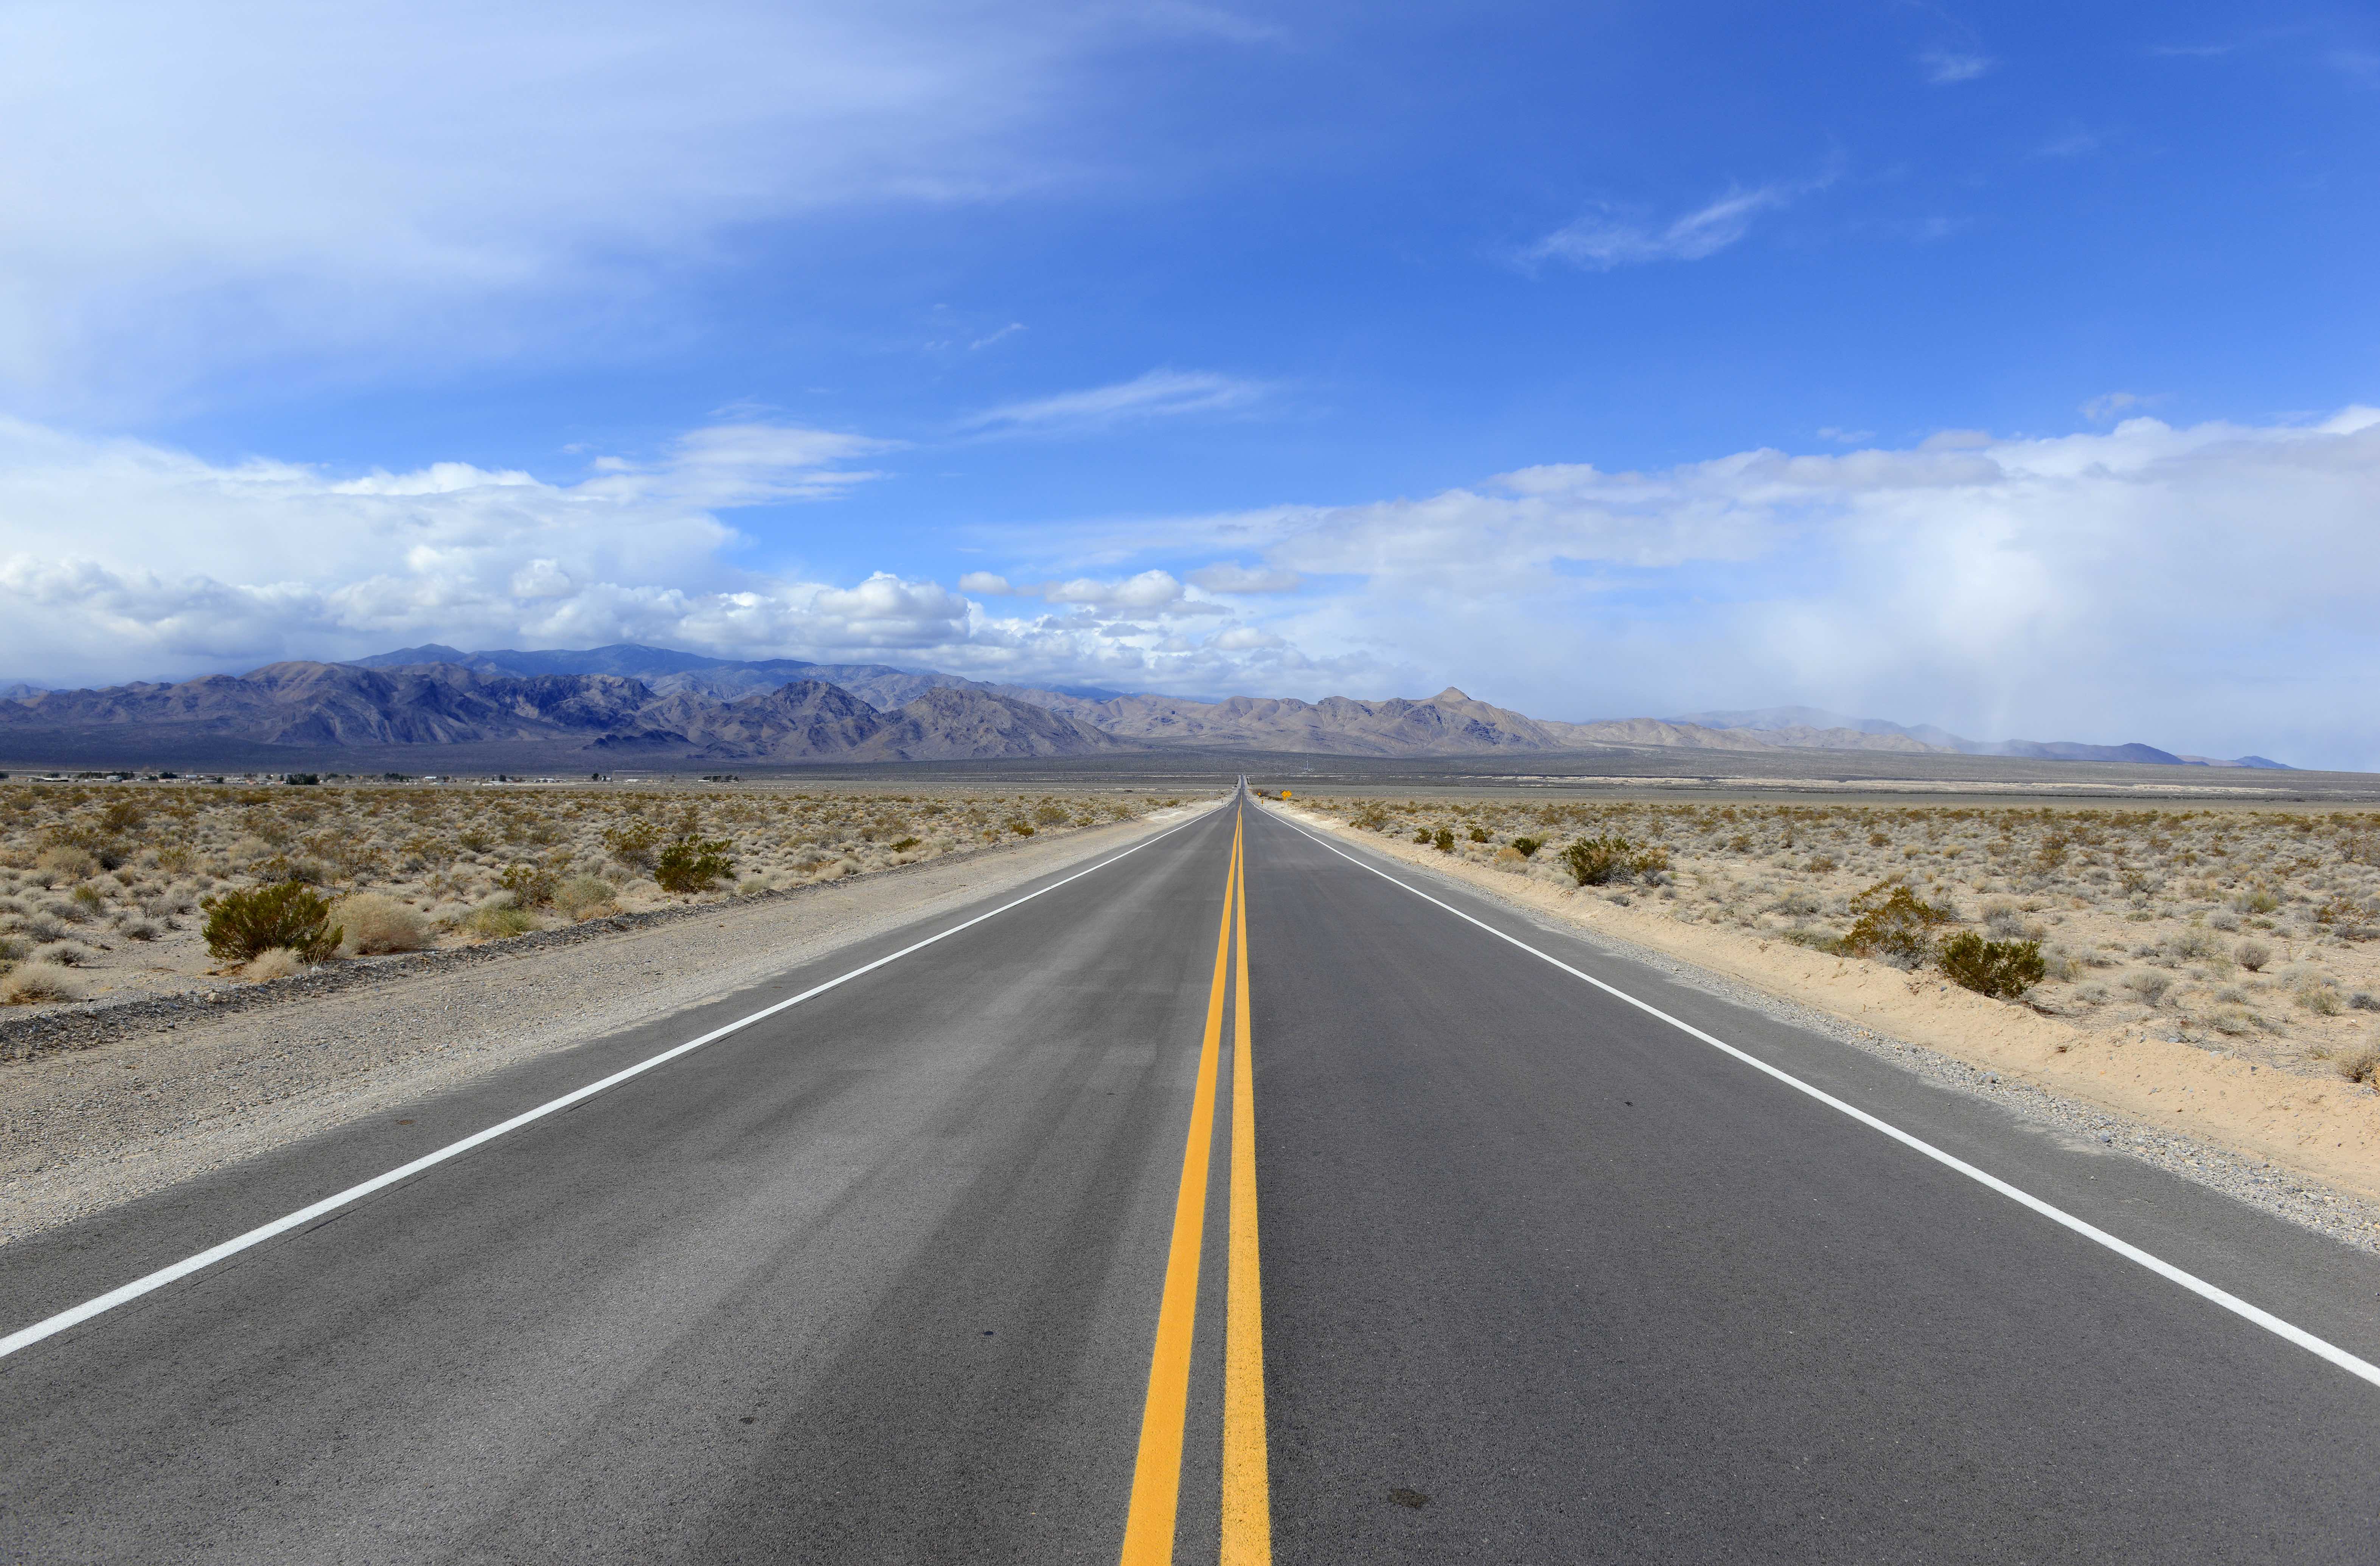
xmin=0 ymin=415 xmax=937 ymax=678
xmin=0 ymin=2 xmax=1226 ymax=409
xmin=2079 ymin=390 xmax=2164 ymax=422
xmin=1189 ymin=562 xmax=1301 ymax=592
xmin=962 ymin=369 xmax=1267 ymax=434
xmin=0 ymin=417 xmax=1340 ymax=698
xmin=1028 ymin=407 xmax=2380 ymax=766
xmin=1526 ymin=168 xmax=1838 ymax=270
xmin=1922 ymin=50 xmax=1996 ymax=83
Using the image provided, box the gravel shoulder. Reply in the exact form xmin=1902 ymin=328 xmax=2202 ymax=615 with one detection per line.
xmin=0 ymin=804 xmax=1218 ymax=1248
xmin=1277 ymin=804 xmax=2380 ymax=1255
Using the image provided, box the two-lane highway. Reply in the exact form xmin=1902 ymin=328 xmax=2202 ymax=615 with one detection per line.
xmin=3 ymin=790 xmax=2377 ymax=1561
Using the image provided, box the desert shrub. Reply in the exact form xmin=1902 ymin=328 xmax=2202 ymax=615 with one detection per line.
xmin=655 ymin=835 xmax=735 ymax=894
xmin=202 ymin=883 xmax=342 ymax=963
xmin=33 ymin=941 xmax=91 ymax=966
xmin=2232 ymin=885 xmax=2281 ymax=915
xmin=2 ymin=966 xmax=81 ymax=1005
xmin=1009 ymin=818 xmax=1036 ymax=837
xmin=2166 ymin=927 xmax=2224 ymax=961
xmin=1510 ymin=836 xmax=1543 ymax=859
xmin=553 ymin=875 xmax=618 ymax=919
xmin=117 ymin=918 xmax=161 ymax=942
xmin=2351 ymin=991 xmax=2380 ymax=1013
xmin=466 ymin=903 xmax=540 ymax=938
xmin=497 ymin=863 xmax=557 ymax=907
xmin=1412 ymin=827 xmax=1432 ymax=844
xmin=2332 ymin=1046 xmax=2380 ymax=1085
xmin=69 ymin=883 xmax=105 ymax=915
xmin=890 ymin=836 xmax=922 ymax=852
xmin=1939 ymin=933 xmax=2047 ymax=999
xmin=2074 ymin=980 xmax=2110 ymax=1006
xmin=1352 ymin=803 xmax=1391 ymax=831
xmin=34 ymin=845 xmax=97 ymax=884
xmin=2298 ymin=983 xmax=2344 ymax=1016
xmin=1843 ymin=882 xmax=1952 ymax=967
xmin=2208 ymin=908 xmax=2240 ymax=932
xmin=1468 ymin=826 xmax=1491 ymax=843
xmin=333 ymin=893 xmax=427 ymax=954
xmin=2121 ymin=969 xmax=2173 ymax=1006
xmin=601 ymin=817 xmax=661 ymax=870
xmin=1561 ymin=836 xmax=1634 ymax=886
xmin=1032 ymin=802 xmax=1070 ymax=827
xmin=2234 ymin=939 xmax=2271 ymax=972
xmin=1433 ymin=828 xmax=1456 ymax=853
xmin=242 ymin=947 xmax=306 ymax=982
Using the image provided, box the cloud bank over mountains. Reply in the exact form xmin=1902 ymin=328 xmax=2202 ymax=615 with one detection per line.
xmin=3 ymin=405 xmax=2378 ymax=767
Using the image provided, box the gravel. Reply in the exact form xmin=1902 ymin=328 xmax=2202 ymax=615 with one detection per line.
xmin=0 ymin=807 xmax=1212 ymax=1249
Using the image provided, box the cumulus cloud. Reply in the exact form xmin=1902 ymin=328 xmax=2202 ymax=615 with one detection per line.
xmin=0 ymin=416 xmax=1352 ymax=698
xmin=961 ymin=369 xmax=1266 ymax=434
xmin=1108 ymin=408 xmax=2380 ymax=766
xmin=0 ymin=416 xmax=936 ymax=680
xmin=1526 ymin=167 xmax=1839 ymax=269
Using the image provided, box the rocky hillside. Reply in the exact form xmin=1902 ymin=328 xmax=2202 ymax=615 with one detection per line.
xmin=0 ymin=646 xmax=2293 ymax=769
xmin=0 ymin=663 xmax=1129 ymax=764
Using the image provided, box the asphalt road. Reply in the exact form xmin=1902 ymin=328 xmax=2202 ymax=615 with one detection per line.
xmin=4 ymin=792 xmax=2378 ymax=1562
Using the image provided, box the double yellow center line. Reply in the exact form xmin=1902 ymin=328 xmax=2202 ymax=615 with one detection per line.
xmin=1119 ymin=805 xmax=1270 ymax=1564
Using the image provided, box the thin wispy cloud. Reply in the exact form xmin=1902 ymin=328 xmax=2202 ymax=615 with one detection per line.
xmin=961 ymin=369 xmax=1266 ymax=434
xmin=1526 ymin=168 xmax=1839 ymax=270
xmin=1920 ymin=50 xmax=1995 ymax=84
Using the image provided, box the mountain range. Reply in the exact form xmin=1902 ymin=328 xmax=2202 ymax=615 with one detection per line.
xmin=0 ymin=644 xmax=2293 ymax=769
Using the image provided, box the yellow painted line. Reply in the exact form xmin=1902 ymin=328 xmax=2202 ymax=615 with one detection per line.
xmin=1221 ymin=803 xmax=1272 ymax=1564
xmin=1119 ymin=812 xmax=1240 ymax=1564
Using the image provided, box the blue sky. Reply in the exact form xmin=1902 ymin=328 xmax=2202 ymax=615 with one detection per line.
xmin=1 ymin=1 xmax=2377 ymax=763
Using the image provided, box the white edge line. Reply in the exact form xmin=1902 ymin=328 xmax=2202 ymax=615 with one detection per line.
xmin=0 ymin=803 xmax=1229 ymax=1363
xmin=1259 ymin=806 xmax=2380 ymax=1393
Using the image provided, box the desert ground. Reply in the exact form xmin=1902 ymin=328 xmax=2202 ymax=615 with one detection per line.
xmin=0 ymin=777 xmax=1181 ymax=1009
xmin=1273 ymin=789 xmax=2380 ymax=1225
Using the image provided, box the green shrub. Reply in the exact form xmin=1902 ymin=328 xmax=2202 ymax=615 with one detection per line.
xmin=1008 ymin=818 xmax=1035 ymax=837
xmin=890 ymin=836 xmax=921 ymax=852
xmin=1510 ymin=837 xmax=1543 ymax=859
xmin=466 ymin=904 xmax=539 ymax=938
xmin=1412 ymin=827 xmax=1432 ymax=844
xmin=1561 ymin=836 xmax=1634 ymax=886
xmin=1467 ymin=826 xmax=1490 ymax=843
xmin=497 ymin=863 xmax=557 ymax=907
xmin=1433 ymin=827 xmax=1456 ymax=853
xmin=1032 ymin=802 xmax=1070 ymax=826
xmin=1938 ymin=932 xmax=2047 ymax=999
xmin=1843 ymin=880 xmax=1951 ymax=967
xmin=553 ymin=875 xmax=618 ymax=919
xmin=601 ymin=817 xmax=660 ymax=870
xmin=202 ymin=883 xmax=342 ymax=963
xmin=655 ymin=835 xmax=735 ymax=894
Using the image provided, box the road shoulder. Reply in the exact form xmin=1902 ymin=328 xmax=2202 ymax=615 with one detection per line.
xmin=0 ymin=804 xmax=1218 ymax=1248
xmin=1272 ymin=804 xmax=2380 ymax=1253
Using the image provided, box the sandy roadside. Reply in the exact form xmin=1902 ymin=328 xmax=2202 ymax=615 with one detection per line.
xmin=1274 ymin=804 xmax=2380 ymax=1239
xmin=0 ymin=802 xmax=1221 ymax=1248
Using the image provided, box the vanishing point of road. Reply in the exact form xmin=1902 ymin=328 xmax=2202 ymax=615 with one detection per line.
xmin=4 ymin=788 xmax=2377 ymax=1561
